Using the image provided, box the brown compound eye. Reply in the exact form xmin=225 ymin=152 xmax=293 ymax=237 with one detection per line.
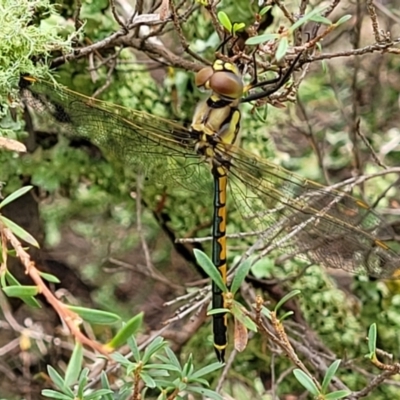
xmin=208 ymin=70 xmax=244 ymax=101
xmin=195 ymin=66 xmax=214 ymax=90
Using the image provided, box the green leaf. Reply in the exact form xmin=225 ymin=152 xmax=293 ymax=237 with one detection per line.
xmin=261 ymin=306 xmax=271 ymax=319
xmin=321 ymin=360 xmax=341 ymax=394
xmin=193 ymin=249 xmax=227 ymax=292
xmin=279 ymin=311 xmax=294 ymax=321
xmin=368 ymin=323 xmax=377 ymax=356
xmin=84 ymin=389 xmax=114 ymax=399
xmin=164 ymin=346 xmax=182 ymax=369
xmin=260 ymin=5 xmax=272 ymax=16
xmin=100 ymin=372 xmax=114 ymax=400
xmin=293 ymin=369 xmax=319 ymax=395
xmin=207 ymin=307 xmax=230 ymax=316
xmin=325 ymin=390 xmax=352 ymax=399
xmin=190 ymin=362 xmax=223 ymax=379
xmin=336 ymin=15 xmax=352 ymax=26
xmin=246 ymin=33 xmax=280 ymax=46
xmin=0 ymin=215 xmax=39 ymax=248
xmin=275 ymin=289 xmax=301 ymax=312
xmin=232 ymin=22 xmax=245 ymax=33
xmin=142 ymin=337 xmax=167 ymax=364
xmin=3 ymin=285 xmax=39 ymax=297
xmin=217 ymin=11 xmax=232 ymax=33
xmin=140 ymin=372 xmax=157 ymax=388
xmin=230 ymin=259 xmax=252 ymax=295
xmin=0 ymin=186 xmax=33 ymax=209
xmin=106 ymin=312 xmax=143 ymax=349
xmin=41 ymin=390 xmax=73 ymax=400
xmin=275 ymin=37 xmax=289 ymax=62
xmin=2 ymin=272 xmax=40 ymax=307
xmin=76 ymin=368 xmax=89 ymax=398
xmin=64 ymin=342 xmax=83 ymax=386
xmin=67 ymin=305 xmax=121 ymax=325
xmin=47 ymin=365 xmax=74 ymax=396
xmin=39 ymin=271 xmax=61 ymax=283
xmin=289 ymin=6 xmax=329 ymax=32
xmin=187 ymin=386 xmax=223 ymax=400
xmin=310 ymin=15 xmax=332 ymax=25
xmin=127 ymin=335 xmax=141 ymax=362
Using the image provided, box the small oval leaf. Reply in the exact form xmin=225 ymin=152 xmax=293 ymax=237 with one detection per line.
xmin=217 ymin=11 xmax=232 ymax=33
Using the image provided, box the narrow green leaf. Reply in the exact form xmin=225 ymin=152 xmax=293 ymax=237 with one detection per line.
xmin=41 ymin=390 xmax=73 ymax=400
xmin=336 ymin=14 xmax=352 ymax=26
xmin=190 ymin=362 xmax=223 ymax=379
xmin=2 ymin=273 xmax=41 ymax=307
xmin=260 ymin=5 xmax=272 ymax=16
xmin=368 ymin=323 xmax=377 ymax=355
xmin=0 ymin=186 xmax=33 ymax=209
xmin=261 ymin=306 xmax=271 ymax=319
xmin=76 ymin=368 xmax=89 ymax=398
xmin=289 ymin=6 xmax=329 ymax=32
xmin=321 ymin=360 xmax=341 ymax=394
xmin=187 ymin=386 xmax=223 ymax=400
xmin=3 ymin=285 xmax=39 ymax=297
xmin=217 ymin=11 xmax=232 ymax=33
xmin=64 ymin=342 xmax=83 ymax=386
xmin=275 ymin=37 xmax=289 ymax=62
xmin=0 ymin=216 xmax=39 ymax=248
xmin=164 ymin=344 xmax=181 ymax=369
xmin=275 ymin=289 xmax=301 ymax=312
xmin=246 ymin=33 xmax=280 ymax=45
xmin=325 ymin=390 xmax=352 ymax=400
xmin=39 ymin=271 xmax=61 ymax=283
xmin=84 ymin=389 xmax=114 ymax=399
xmin=241 ymin=315 xmax=257 ymax=332
xmin=230 ymin=259 xmax=252 ymax=295
xmin=207 ymin=307 xmax=230 ymax=316
xmin=293 ymin=369 xmax=320 ymax=396
xmin=99 ymin=374 xmax=114 ymax=400
xmin=310 ymin=15 xmax=332 ymax=25
xmin=142 ymin=337 xmax=167 ymax=364
xmin=140 ymin=371 xmax=157 ymax=388
xmin=106 ymin=312 xmax=143 ymax=350
xmin=193 ymin=249 xmax=227 ymax=292
xmin=67 ymin=305 xmax=121 ymax=325
xmin=279 ymin=311 xmax=294 ymax=321
xmin=127 ymin=335 xmax=141 ymax=362
xmin=47 ymin=365 xmax=74 ymax=396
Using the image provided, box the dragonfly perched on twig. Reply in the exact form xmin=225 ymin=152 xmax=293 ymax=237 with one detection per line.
xmin=20 ymin=52 xmax=400 ymax=362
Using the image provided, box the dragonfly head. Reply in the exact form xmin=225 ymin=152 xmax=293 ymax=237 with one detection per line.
xmin=195 ymin=59 xmax=244 ymax=102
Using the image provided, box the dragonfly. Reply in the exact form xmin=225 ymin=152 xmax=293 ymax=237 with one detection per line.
xmin=20 ymin=54 xmax=400 ymax=362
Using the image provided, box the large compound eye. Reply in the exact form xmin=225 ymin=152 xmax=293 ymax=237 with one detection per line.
xmin=195 ymin=66 xmax=214 ymax=90
xmin=208 ymin=71 xmax=244 ymax=101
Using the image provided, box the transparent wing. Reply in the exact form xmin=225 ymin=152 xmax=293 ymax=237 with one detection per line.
xmin=227 ymin=147 xmax=400 ymax=278
xmin=21 ymin=78 xmax=213 ymax=193
xmin=22 ymin=77 xmax=400 ymax=278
